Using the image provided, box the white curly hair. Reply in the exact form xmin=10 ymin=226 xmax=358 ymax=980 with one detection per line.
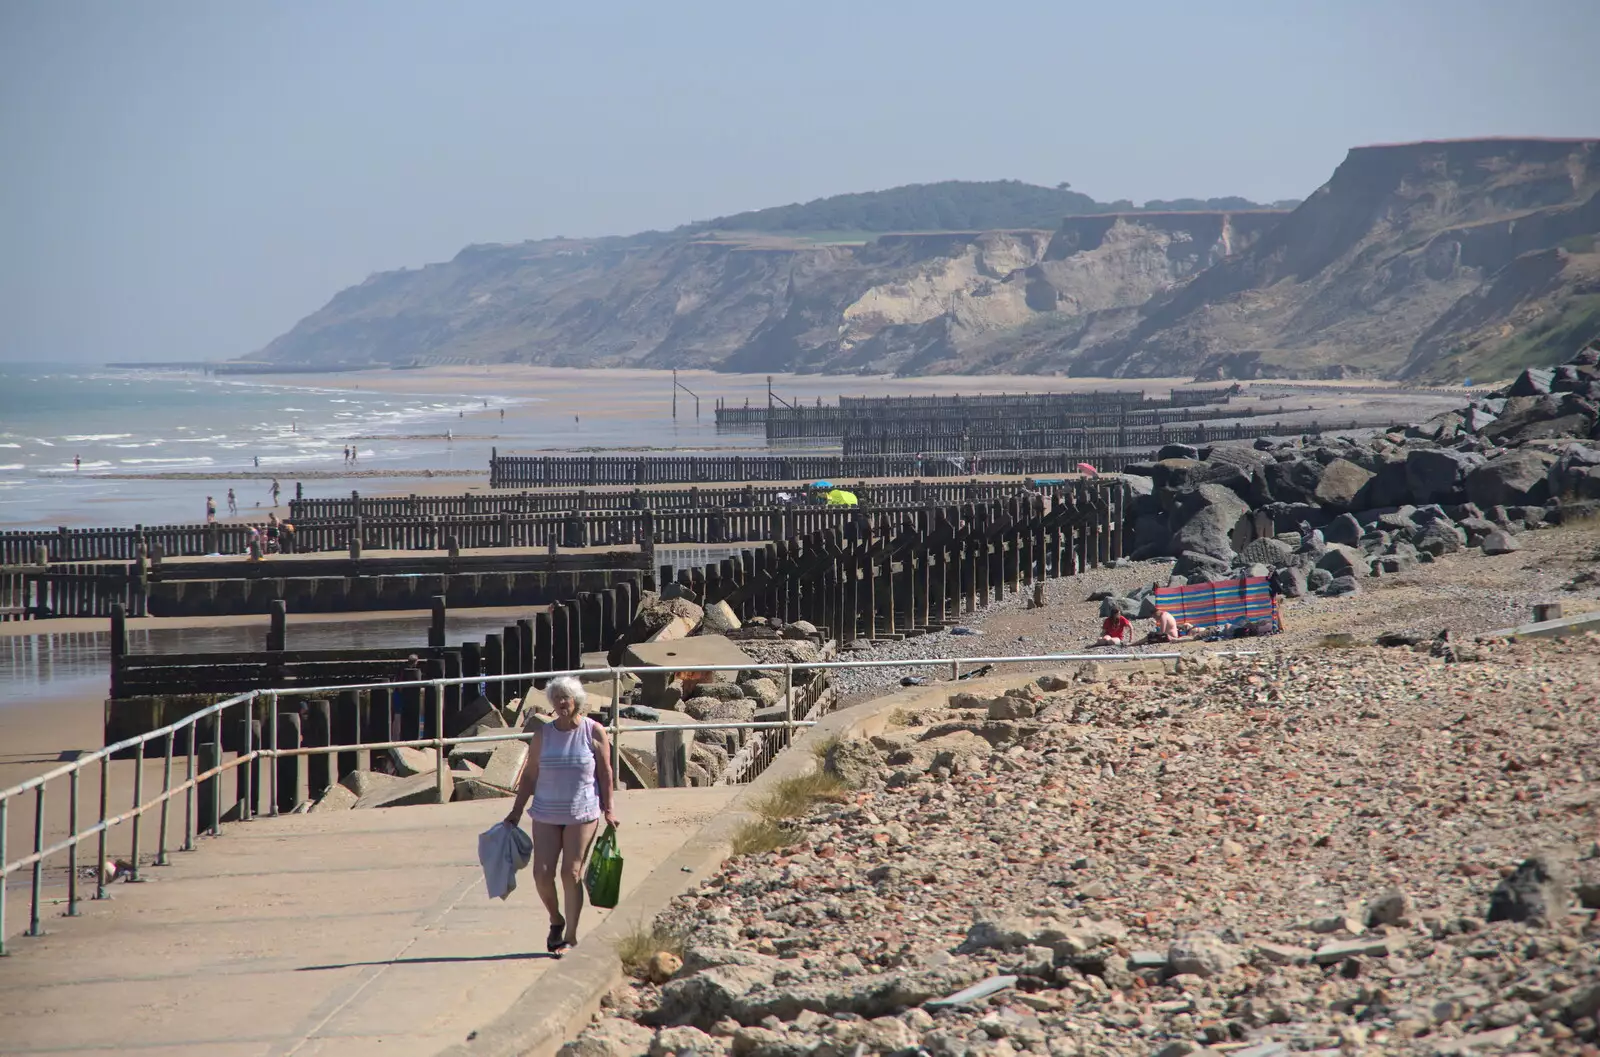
xmin=545 ymin=675 xmax=586 ymax=709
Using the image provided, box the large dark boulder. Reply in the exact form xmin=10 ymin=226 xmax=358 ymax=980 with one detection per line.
xmin=1167 ymin=484 xmax=1252 ymax=563
xmin=1313 ymin=458 xmax=1376 ymax=512
xmin=1171 ymin=549 xmax=1233 ymax=581
xmin=1264 ymin=457 xmax=1325 ymax=505
xmin=1316 ymin=544 xmax=1369 ymax=579
xmin=1412 ymin=521 xmax=1464 ymax=556
xmin=1129 ymin=512 xmax=1171 ymax=560
xmin=1238 ymin=536 xmax=1295 ymax=568
xmin=1482 ymin=393 xmax=1598 ymax=444
xmin=1506 ymin=367 xmax=1554 ymax=397
xmin=1157 ymin=443 xmax=1200 ymax=461
xmin=1323 ymin=512 xmax=1363 ymax=547
xmin=1465 ymin=449 xmax=1557 ymax=508
xmin=1271 ymin=566 xmax=1308 ymax=598
xmin=1365 ymin=455 xmax=1413 ymax=508
xmin=1546 ymin=445 xmax=1600 ymax=500
xmin=1405 ymin=448 xmax=1484 ymax=505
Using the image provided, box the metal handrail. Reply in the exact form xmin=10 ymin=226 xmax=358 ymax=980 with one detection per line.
xmin=0 ymin=648 xmax=1252 ymax=954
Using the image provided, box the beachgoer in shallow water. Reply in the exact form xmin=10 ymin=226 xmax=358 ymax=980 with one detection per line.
xmin=74 ymin=455 xmax=80 ymax=471
xmin=226 ymin=488 xmax=237 ymax=516
xmin=205 ymin=496 xmax=216 ymax=523
xmin=502 ymin=677 xmax=617 ymax=954
xmin=499 ymin=408 xmax=504 ymax=420
xmin=1097 ymin=611 xmax=1132 ymax=647
xmin=268 ymin=479 xmax=281 ymax=507
xmin=253 ymin=456 xmax=259 ymax=468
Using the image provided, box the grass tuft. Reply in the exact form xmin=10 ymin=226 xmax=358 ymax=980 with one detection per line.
xmin=614 ymin=921 xmax=686 ymax=977
xmin=809 ymin=735 xmax=839 ymax=762
xmin=730 ymin=818 xmax=798 ymax=857
xmin=753 ymin=771 xmax=851 ymax=820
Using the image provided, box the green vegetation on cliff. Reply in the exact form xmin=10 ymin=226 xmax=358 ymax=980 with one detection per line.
xmin=694 ymin=180 xmax=1295 ymax=234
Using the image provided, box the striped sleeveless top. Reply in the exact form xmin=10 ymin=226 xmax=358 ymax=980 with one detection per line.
xmin=528 ymin=718 xmax=602 ymax=825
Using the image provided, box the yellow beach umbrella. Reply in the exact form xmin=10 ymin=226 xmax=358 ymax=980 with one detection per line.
xmin=825 ymin=489 xmax=858 ymax=506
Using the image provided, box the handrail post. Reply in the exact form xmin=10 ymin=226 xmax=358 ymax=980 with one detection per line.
xmin=609 ymin=669 xmax=622 ymax=782
xmin=29 ymin=784 xmax=45 ymax=935
xmin=0 ymin=797 xmax=8 ymax=953
xmin=95 ymin=755 xmax=109 ymax=899
xmin=66 ymin=769 xmax=81 ymax=915
xmin=241 ymin=700 xmax=254 ymax=822
xmin=129 ymin=738 xmax=144 ymax=881
xmin=183 ymin=717 xmax=196 ymax=852
xmin=783 ymin=665 xmax=793 ymax=749
xmin=268 ymin=695 xmax=280 ymax=817
xmin=432 ymin=681 xmax=446 ymax=804
xmin=156 ymin=727 xmax=174 ymax=866
xmin=210 ymin=714 xmax=222 ymax=836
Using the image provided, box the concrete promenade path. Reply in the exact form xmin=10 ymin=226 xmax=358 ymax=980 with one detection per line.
xmin=0 ymin=786 xmax=736 ymax=1057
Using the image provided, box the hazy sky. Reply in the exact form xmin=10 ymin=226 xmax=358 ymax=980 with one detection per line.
xmin=2 ymin=1 xmax=1597 ymax=363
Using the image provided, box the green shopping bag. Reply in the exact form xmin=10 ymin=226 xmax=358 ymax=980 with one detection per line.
xmin=584 ymin=824 xmax=623 ymax=909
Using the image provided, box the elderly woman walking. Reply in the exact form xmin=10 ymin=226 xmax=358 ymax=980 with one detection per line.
xmin=503 ymin=676 xmax=619 ymax=953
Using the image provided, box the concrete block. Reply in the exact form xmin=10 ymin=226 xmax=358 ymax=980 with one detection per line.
xmin=310 ymin=782 xmax=359 ymax=813
xmin=387 ymin=746 xmax=438 ymax=776
xmin=645 ymin=614 xmax=694 ymax=644
xmin=1312 ymin=937 xmax=1390 ymax=964
xmin=452 ymin=777 xmax=515 ymax=802
xmin=355 ymin=770 xmax=454 ymax=808
xmin=340 ymin=770 xmax=401 ymax=798
xmin=478 ymin=739 xmax=527 ymax=792
xmin=700 ymin=599 xmax=742 ymax=633
xmin=449 ymin=711 xmax=509 ymax=766
xmin=449 ymin=757 xmax=484 ymax=776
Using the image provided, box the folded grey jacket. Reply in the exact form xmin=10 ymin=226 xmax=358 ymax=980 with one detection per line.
xmin=478 ymin=822 xmax=533 ymax=900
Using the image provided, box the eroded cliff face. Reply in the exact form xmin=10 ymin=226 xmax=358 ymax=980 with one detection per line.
xmin=257 ymin=216 xmax=1278 ymax=375
xmin=255 ymin=139 xmax=1600 ymax=380
xmin=1045 ymin=138 xmax=1600 ymax=381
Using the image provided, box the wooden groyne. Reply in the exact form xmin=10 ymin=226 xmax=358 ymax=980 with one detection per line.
xmin=840 ymin=419 xmax=1352 ymax=455
xmin=10 ymin=551 xmax=651 ymax=619
xmin=107 ymin=583 xmax=637 ymax=748
xmin=766 ymin=402 xmax=1269 ymax=440
xmin=714 ymin=385 xmax=1233 ymax=428
xmin=105 ymin=481 xmax=1133 ymax=750
xmin=285 ymin=479 xmax=1033 ymax=520
xmin=487 ymin=449 xmax=1153 ymax=488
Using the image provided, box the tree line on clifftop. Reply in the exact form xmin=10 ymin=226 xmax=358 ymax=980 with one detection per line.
xmin=691 ymin=179 xmax=1300 ymax=235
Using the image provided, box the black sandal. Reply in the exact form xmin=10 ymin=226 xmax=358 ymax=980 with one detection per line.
xmin=546 ymin=917 xmax=566 ymax=953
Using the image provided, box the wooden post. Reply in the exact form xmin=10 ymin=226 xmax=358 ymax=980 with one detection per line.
xmin=333 ymin=691 xmax=360 ymax=780
xmin=398 ymin=668 xmax=423 ymax=741
xmin=303 ymin=699 xmax=332 ymax=798
xmin=267 ymin=599 xmax=287 ymax=653
xmin=197 ymin=717 xmax=219 ymax=833
xmin=482 ymin=633 xmax=503 ymax=707
xmin=274 ymin=711 xmax=302 ymax=813
xmin=109 ymin=604 xmax=127 ymax=699
xmin=534 ymin=611 xmax=553 ymax=685
xmin=560 ymin=599 xmax=582 ymax=668
xmin=515 ymin=618 xmax=535 ymax=698
xmin=429 ymin=595 xmax=447 ymax=649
